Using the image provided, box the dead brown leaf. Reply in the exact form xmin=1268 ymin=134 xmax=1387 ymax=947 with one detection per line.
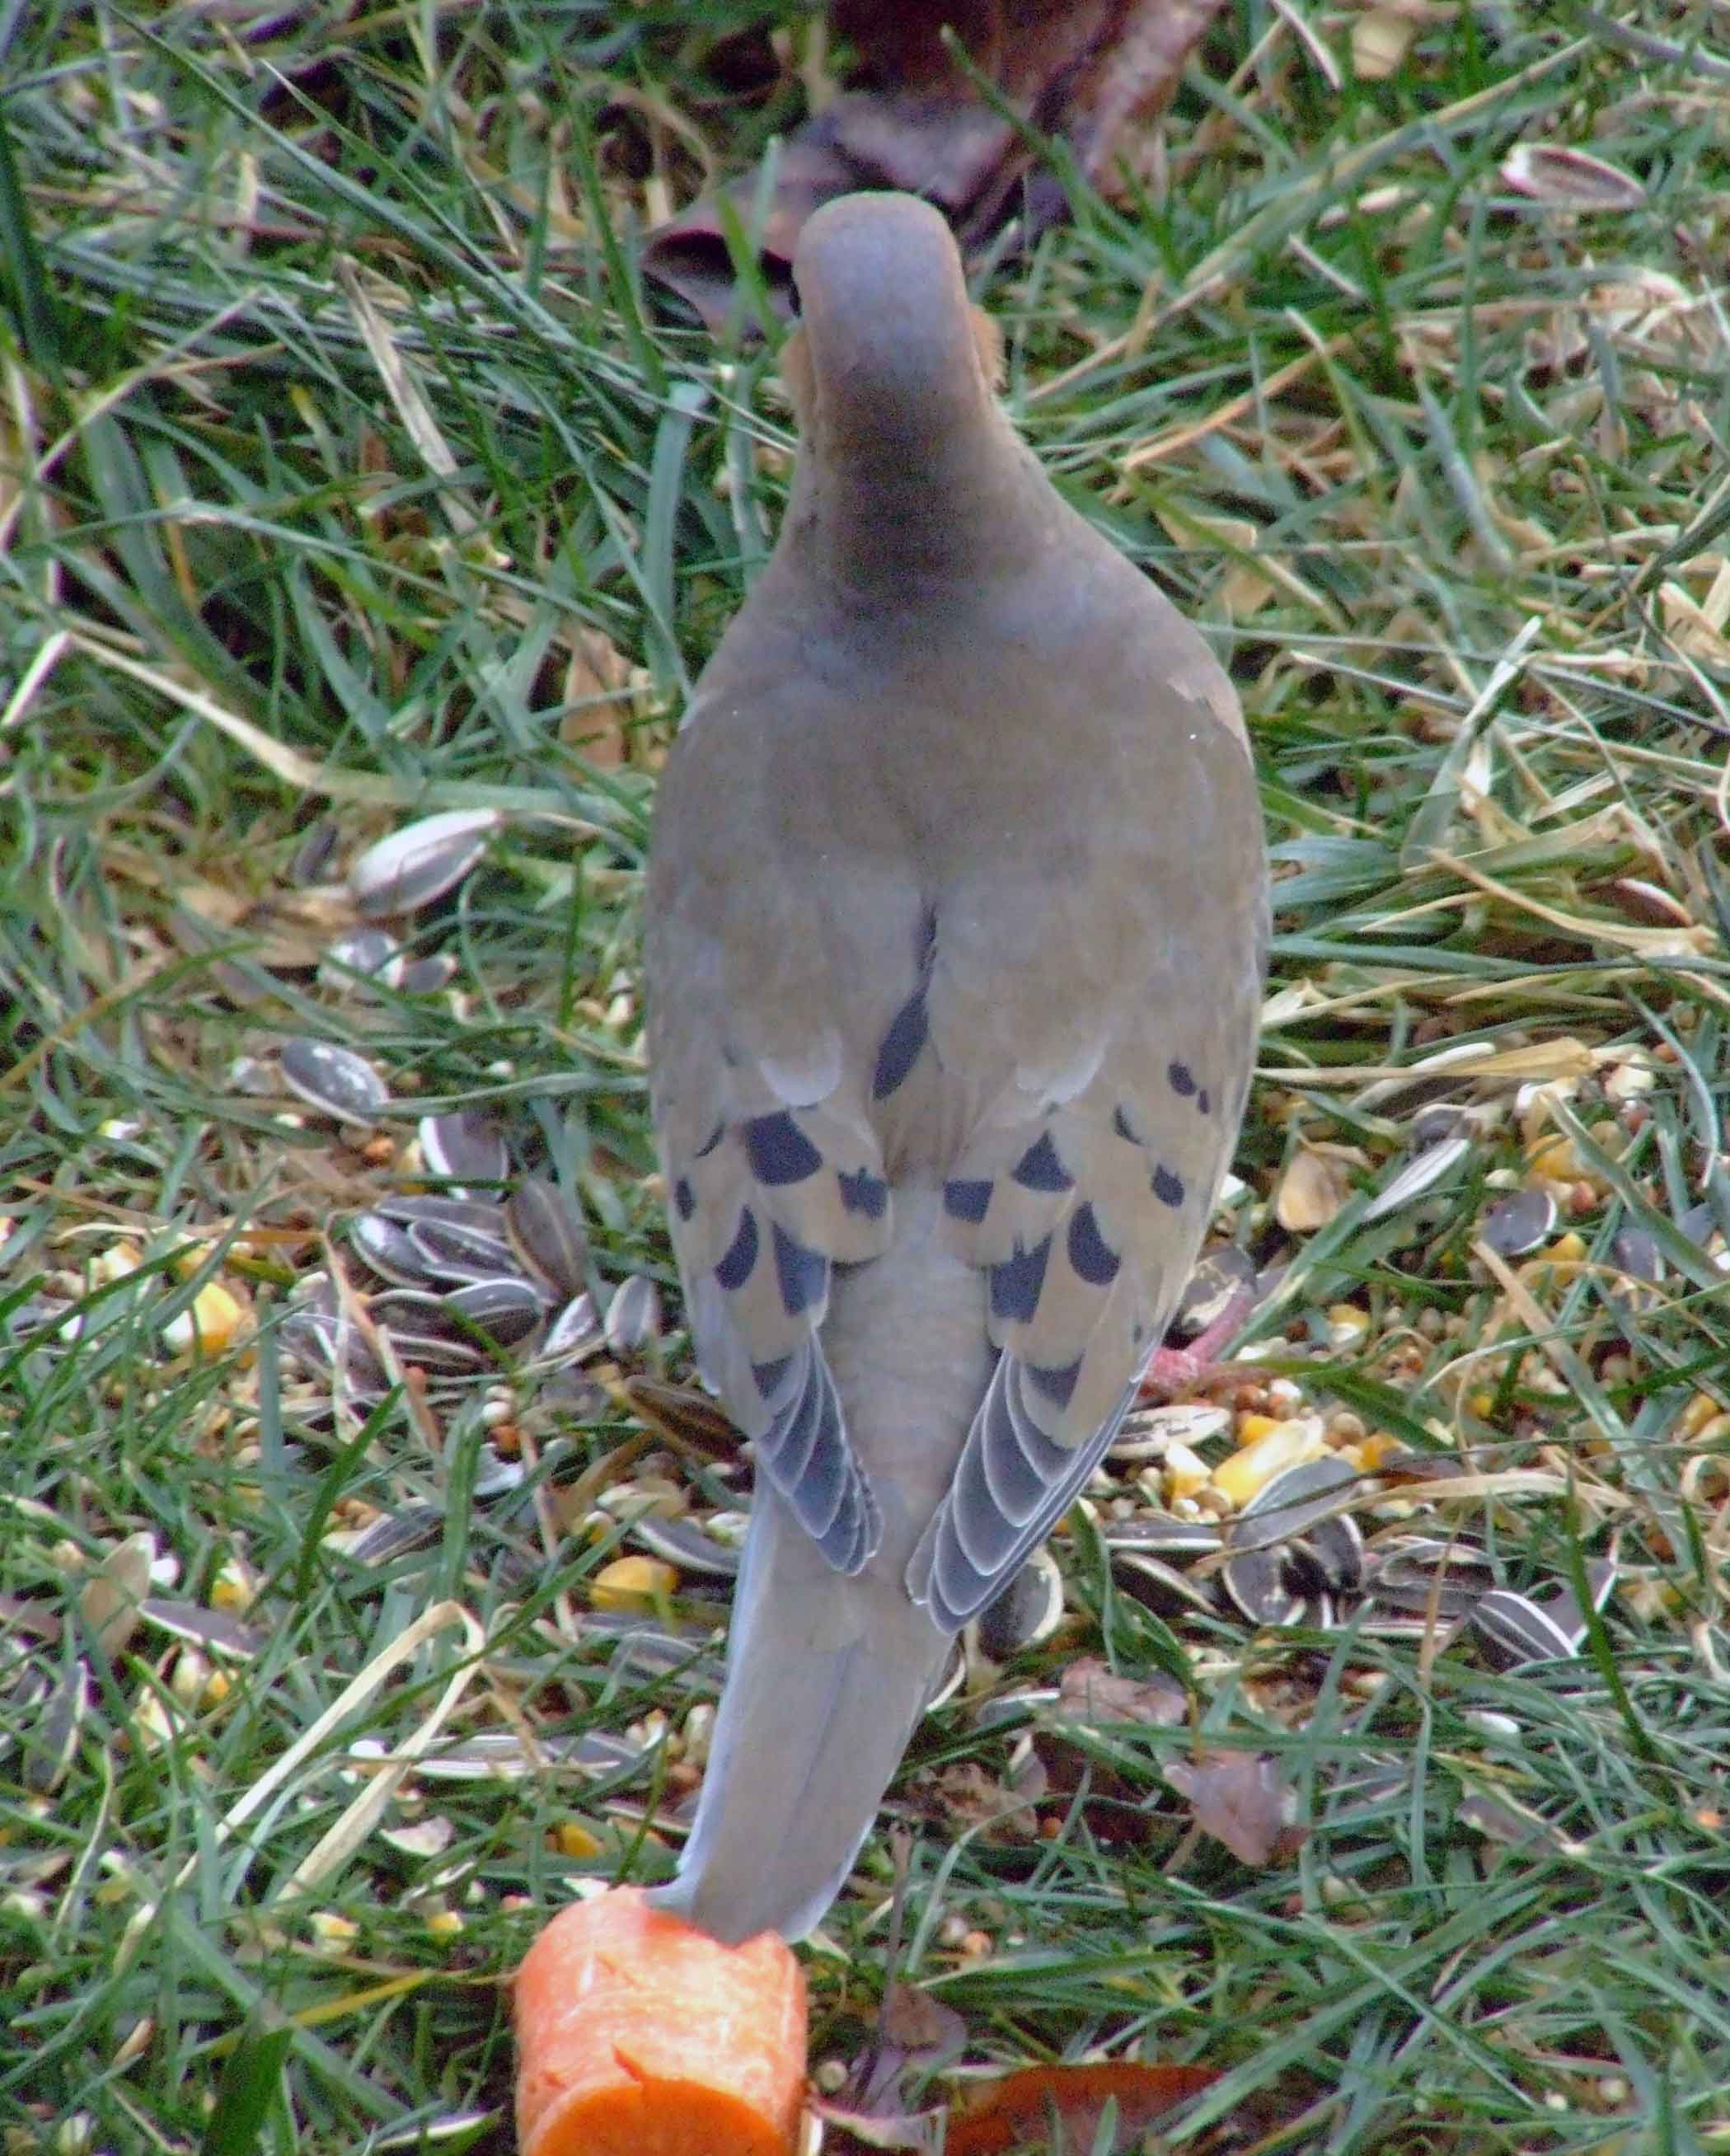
xmin=643 ymin=0 xmax=1229 ymax=330
xmin=818 ymin=2060 xmax=1215 ymax=2155
xmin=1058 ymin=1657 xmax=1188 ymax=1729
xmin=558 ymin=626 xmax=638 ymax=768
xmin=918 ymin=1760 xmax=1041 ymax=1844
xmin=946 ymin=2061 xmax=1217 ymax=2154
xmin=1162 ymin=1750 xmax=1304 ymax=1867
xmin=1029 ymin=1658 xmax=1188 ymax=1845
xmin=880 ymin=1980 xmax=968 ymax=2060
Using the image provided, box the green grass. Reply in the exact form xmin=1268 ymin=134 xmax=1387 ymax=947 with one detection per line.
xmin=3 ymin=2 xmax=1730 ymax=2149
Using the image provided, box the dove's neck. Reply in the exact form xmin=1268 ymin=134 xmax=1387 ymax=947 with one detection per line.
xmin=791 ymin=402 xmax=1052 ymax=595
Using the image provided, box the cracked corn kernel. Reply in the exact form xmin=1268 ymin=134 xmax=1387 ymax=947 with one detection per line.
xmin=1162 ymin=1441 xmax=1210 ymax=1502
xmin=1212 ymin=1418 xmax=1328 ymax=1507
xmin=590 ymin=1555 xmax=677 ymax=1612
xmin=90 ymin=1241 xmax=145 ymax=1287
xmin=1526 ymin=1136 xmax=1580 ymax=1180
xmin=211 ymin=1560 xmax=257 ymax=1613
xmin=169 ymin=1649 xmax=210 ymax=1708
xmin=162 ymin=1282 xmax=246 ymax=1355
xmin=132 ymin=1691 xmax=179 ymax=1754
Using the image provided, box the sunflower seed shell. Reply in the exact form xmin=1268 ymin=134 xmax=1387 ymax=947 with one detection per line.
xmin=507 ymin=1176 xmax=592 ymax=1300
xmin=350 ymin=809 xmax=501 ymax=917
xmin=419 ymin=1110 xmax=511 ymax=1188
xmin=975 ymin=1549 xmax=1065 ymax=1662
xmin=279 ymin=1038 xmax=391 ymax=1123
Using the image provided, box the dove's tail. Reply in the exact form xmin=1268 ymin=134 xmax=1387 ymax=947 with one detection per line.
xmin=647 ymin=1477 xmax=952 ymax=1946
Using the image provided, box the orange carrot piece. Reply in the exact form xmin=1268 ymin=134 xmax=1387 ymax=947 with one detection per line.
xmin=513 ymin=1887 xmax=808 ymax=2156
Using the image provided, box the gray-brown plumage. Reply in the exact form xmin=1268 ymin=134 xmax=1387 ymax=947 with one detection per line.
xmin=644 ymin=191 xmax=1266 ymax=1944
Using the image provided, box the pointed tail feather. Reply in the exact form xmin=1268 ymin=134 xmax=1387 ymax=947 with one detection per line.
xmin=648 ymin=1482 xmax=951 ymax=1945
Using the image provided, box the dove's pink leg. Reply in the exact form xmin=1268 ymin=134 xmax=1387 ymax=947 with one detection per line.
xmin=1137 ymin=1284 xmax=1260 ymax=1402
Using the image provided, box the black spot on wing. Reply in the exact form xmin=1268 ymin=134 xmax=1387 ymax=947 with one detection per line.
xmin=991 ymin=1234 xmax=1052 ymax=1327
xmin=714 ymin=1206 xmax=759 ymax=1290
xmin=1112 ymin=1104 xmax=1142 ymax=1144
xmin=752 ymin=1353 xmax=794 ymax=1400
xmin=1026 ymin=1356 xmax=1083 ymax=1410
xmin=872 ymin=987 xmax=929 ymax=1099
xmin=743 ymin=1110 xmax=823 ymax=1187
xmin=694 ymin=1122 xmax=724 ymax=1160
xmin=1168 ymin=1059 xmax=1197 ymax=1099
xmin=772 ymin=1223 xmax=828 ymax=1317
xmin=673 ymin=1176 xmax=696 ymax=1221
xmin=1198 ymin=1089 xmax=1212 ymax=1116
xmin=944 ymin=1177 xmax=992 ymax=1225
xmin=838 ymin=1166 xmax=889 ymax=1219
xmin=1067 ymin=1201 xmax=1121 ymax=1287
xmin=1011 ymin=1130 xmax=1072 ymax=1193
xmin=1153 ymin=1165 xmax=1186 ymax=1209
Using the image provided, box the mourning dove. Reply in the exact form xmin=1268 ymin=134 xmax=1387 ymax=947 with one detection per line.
xmin=643 ymin=192 xmax=1266 ymax=1945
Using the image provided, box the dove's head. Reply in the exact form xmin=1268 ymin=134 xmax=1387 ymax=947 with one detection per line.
xmin=784 ymin=193 xmax=1004 ymax=466
xmin=780 ymin=194 xmax=1032 ymax=587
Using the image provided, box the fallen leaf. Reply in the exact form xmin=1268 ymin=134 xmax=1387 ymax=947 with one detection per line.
xmin=818 ymin=2061 xmax=1217 ymax=2156
xmin=1162 ymin=1750 xmax=1302 ymax=1866
xmin=644 ymin=0 xmax=1230 ymax=330
xmin=558 ymin=626 xmax=639 ymax=767
xmin=947 ymin=2061 xmax=1217 ymax=2154
xmin=1058 ymin=1657 xmax=1188 ymax=1729
xmin=848 ymin=1980 xmax=971 ymax=2118
xmin=880 ymin=1980 xmax=968 ymax=2060
xmin=920 ymin=1760 xmax=1041 ymax=1844
xmin=1030 ymin=1661 xmax=1188 ymax=1845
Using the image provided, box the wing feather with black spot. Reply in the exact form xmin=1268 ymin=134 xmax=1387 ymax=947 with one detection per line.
xmin=905 ymin=708 xmax=1268 ymax=1628
xmin=644 ymin=695 xmax=920 ymax=1574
